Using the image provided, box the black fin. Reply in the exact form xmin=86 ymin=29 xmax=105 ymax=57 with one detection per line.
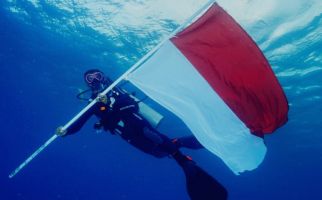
xmin=173 ymin=153 xmax=228 ymax=200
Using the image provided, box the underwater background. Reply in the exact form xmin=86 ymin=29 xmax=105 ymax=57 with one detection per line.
xmin=1 ymin=0 xmax=321 ymax=199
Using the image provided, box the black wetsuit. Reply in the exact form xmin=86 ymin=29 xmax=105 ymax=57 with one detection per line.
xmin=66 ymin=88 xmax=228 ymax=200
xmin=66 ymin=88 xmax=178 ymax=158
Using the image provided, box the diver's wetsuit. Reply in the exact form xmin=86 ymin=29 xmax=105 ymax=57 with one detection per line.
xmin=65 ymin=87 xmax=228 ymax=200
xmin=66 ymin=87 xmax=194 ymax=158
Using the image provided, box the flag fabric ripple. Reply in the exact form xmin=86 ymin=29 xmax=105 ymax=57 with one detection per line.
xmin=128 ymin=3 xmax=288 ymax=174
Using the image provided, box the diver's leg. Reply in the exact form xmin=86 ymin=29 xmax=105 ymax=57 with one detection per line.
xmin=141 ymin=127 xmax=179 ymax=156
xmin=173 ymin=136 xmax=203 ymax=150
xmin=172 ymin=150 xmax=228 ymax=200
xmin=142 ymin=127 xmax=164 ymax=144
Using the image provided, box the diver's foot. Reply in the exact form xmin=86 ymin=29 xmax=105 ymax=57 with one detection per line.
xmin=172 ymin=151 xmax=195 ymax=166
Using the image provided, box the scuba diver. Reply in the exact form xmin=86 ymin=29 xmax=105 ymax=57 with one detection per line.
xmin=56 ymin=69 xmax=228 ymax=200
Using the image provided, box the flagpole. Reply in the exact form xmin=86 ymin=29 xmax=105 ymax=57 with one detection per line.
xmin=8 ymin=0 xmax=216 ymax=179
xmin=9 ymin=134 xmax=58 ymax=179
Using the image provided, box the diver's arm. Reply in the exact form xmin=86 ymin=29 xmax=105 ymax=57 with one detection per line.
xmin=57 ymin=94 xmax=109 ymax=136
xmin=56 ymin=105 xmax=96 ymax=136
xmin=66 ymin=107 xmax=94 ymax=135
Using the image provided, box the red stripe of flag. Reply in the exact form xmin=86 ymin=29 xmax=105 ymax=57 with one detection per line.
xmin=171 ymin=3 xmax=288 ymax=136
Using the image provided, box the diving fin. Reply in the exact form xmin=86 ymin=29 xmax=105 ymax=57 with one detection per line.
xmin=173 ymin=152 xmax=228 ymax=200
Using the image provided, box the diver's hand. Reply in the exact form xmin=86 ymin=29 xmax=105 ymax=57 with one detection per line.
xmin=97 ymin=93 xmax=108 ymax=104
xmin=56 ymin=126 xmax=67 ymax=136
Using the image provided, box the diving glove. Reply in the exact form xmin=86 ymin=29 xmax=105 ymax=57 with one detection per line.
xmin=97 ymin=93 xmax=108 ymax=104
xmin=56 ymin=126 xmax=67 ymax=136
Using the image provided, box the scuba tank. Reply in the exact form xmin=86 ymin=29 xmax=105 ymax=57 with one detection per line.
xmin=131 ymin=95 xmax=164 ymax=129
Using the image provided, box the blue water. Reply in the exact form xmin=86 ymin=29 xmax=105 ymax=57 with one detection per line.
xmin=1 ymin=0 xmax=321 ymax=199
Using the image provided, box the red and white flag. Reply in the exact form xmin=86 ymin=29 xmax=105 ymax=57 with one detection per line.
xmin=128 ymin=3 xmax=288 ymax=174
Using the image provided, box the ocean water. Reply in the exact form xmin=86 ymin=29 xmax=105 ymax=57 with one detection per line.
xmin=1 ymin=0 xmax=321 ymax=199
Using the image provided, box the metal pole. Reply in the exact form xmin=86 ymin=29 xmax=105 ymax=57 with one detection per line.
xmin=9 ymin=134 xmax=58 ymax=178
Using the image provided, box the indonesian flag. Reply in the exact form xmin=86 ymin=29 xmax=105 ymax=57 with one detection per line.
xmin=128 ymin=3 xmax=288 ymax=174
